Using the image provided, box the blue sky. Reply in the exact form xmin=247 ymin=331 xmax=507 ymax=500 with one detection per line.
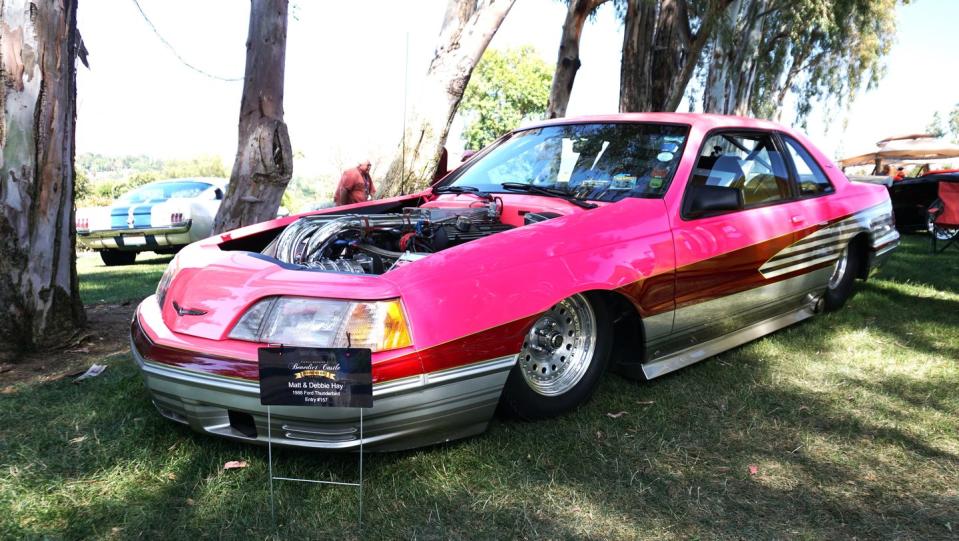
xmin=75 ymin=0 xmax=958 ymax=176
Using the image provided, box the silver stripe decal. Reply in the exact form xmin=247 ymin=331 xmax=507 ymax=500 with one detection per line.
xmin=758 ymin=204 xmax=889 ymax=279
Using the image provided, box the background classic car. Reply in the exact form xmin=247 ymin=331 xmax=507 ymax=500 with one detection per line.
xmin=131 ymin=113 xmax=898 ymax=451
xmin=888 ymin=170 xmax=959 ymax=238
xmin=76 ymin=178 xmax=226 ymax=266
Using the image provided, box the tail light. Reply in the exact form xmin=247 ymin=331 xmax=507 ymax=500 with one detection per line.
xmin=171 ymin=212 xmax=184 ymax=224
xmin=76 ymin=217 xmax=89 ymax=230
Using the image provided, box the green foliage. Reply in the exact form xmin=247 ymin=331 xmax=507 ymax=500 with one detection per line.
xmin=926 ymin=111 xmax=946 ymax=138
xmin=76 ymin=153 xmax=163 ymax=177
xmin=926 ymin=104 xmax=959 ymax=142
xmin=160 ymin=155 xmax=228 ymax=179
xmin=74 ymin=168 xmax=91 ymax=201
xmin=950 ymin=105 xmax=959 ymax=139
xmin=460 ymin=46 xmax=552 ymax=150
xmin=733 ymin=0 xmax=902 ymax=123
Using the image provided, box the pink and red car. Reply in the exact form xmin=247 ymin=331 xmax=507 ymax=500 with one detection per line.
xmin=132 ymin=113 xmax=899 ymax=451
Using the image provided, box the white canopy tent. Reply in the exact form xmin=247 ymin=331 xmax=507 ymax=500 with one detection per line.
xmin=840 ymin=134 xmax=959 ymax=169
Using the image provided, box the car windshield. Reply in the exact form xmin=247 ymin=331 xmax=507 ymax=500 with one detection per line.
xmin=118 ymin=181 xmax=212 ymax=204
xmin=447 ymin=123 xmax=689 ymax=201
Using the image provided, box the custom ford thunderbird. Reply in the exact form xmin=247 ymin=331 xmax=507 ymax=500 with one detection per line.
xmin=76 ymin=178 xmax=226 ymax=266
xmin=132 ymin=113 xmax=899 ymax=451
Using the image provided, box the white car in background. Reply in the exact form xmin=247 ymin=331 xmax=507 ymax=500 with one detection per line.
xmin=76 ymin=178 xmax=226 ymax=266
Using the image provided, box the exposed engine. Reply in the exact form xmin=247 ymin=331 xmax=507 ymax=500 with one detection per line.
xmin=263 ymin=203 xmax=513 ymax=274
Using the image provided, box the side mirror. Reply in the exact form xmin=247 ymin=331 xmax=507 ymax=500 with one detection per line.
xmin=461 ymin=150 xmax=476 ymax=163
xmin=215 ymin=188 xmax=224 ymax=200
xmin=685 ymin=185 xmax=743 ymax=217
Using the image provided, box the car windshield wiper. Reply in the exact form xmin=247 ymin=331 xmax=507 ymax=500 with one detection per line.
xmin=433 ymin=185 xmax=493 ymax=201
xmin=499 ymin=182 xmax=598 ymax=209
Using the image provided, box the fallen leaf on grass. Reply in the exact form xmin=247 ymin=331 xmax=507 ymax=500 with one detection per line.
xmin=223 ymin=460 xmax=248 ymax=470
xmin=73 ymin=364 xmax=107 ymax=383
xmin=68 ymin=435 xmax=87 ymax=444
xmin=186 ymin=498 xmax=195 ymax=506
xmin=606 ymin=411 xmax=627 ymax=419
xmin=636 ymin=400 xmax=655 ymax=406
xmin=167 ymin=472 xmax=177 ymax=481
xmin=748 ymin=464 xmax=758 ymax=476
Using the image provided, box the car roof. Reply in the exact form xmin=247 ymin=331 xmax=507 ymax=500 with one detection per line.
xmin=144 ymin=178 xmax=227 ymax=189
xmin=519 ymin=112 xmax=792 ymax=134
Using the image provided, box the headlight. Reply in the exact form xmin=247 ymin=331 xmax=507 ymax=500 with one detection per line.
xmin=228 ymin=297 xmax=412 ymax=352
xmin=156 ymin=256 xmax=179 ymax=309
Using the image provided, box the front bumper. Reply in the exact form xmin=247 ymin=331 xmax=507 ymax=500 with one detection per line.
xmin=78 ymin=222 xmax=192 ymax=251
xmin=131 ymin=317 xmax=515 ymax=451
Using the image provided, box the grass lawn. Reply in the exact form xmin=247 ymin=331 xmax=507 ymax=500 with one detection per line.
xmin=77 ymin=252 xmax=172 ymax=306
xmin=2 ymin=236 xmax=957 ymax=539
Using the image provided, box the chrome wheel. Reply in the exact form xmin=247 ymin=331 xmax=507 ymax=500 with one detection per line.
xmin=828 ymin=248 xmax=849 ymax=289
xmin=518 ymin=294 xmax=597 ymax=397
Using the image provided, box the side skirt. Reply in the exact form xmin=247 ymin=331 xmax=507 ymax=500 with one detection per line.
xmin=640 ymin=304 xmax=816 ymax=380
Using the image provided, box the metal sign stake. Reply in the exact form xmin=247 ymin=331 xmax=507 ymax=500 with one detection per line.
xmin=259 ymin=344 xmax=371 ymax=533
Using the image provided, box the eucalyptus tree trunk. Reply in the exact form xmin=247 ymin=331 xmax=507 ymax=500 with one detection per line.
xmin=213 ymin=0 xmax=292 ymax=234
xmin=619 ymin=0 xmax=656 ymax=112
xmin=702 ymin=0 xmax=768 ymax=115
xmin=619 ymin=0 xmax=725 ymax=113
xmin=547 ymin=0 xmax=609 ymax=119
xmin=380 ymin=0 xmax=515 ymax=197
xmin=0 ymin=0 xmax=85 ymax=355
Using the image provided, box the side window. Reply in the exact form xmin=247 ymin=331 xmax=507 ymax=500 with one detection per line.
xmin=690 ymin=132 xmax=791 ymax=208
xmin=782 ymin=136 xmax=834 ymax=196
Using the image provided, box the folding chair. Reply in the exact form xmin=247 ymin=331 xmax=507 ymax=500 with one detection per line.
xmin=928 ymin=181 xmax=959 ymax=253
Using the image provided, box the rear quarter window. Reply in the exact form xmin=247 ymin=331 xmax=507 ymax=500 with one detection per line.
xmin=782 ymin=136 xmax=834 ymax=196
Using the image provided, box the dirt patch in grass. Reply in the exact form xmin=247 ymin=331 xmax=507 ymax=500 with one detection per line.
xmin=0 ymin=303 xmax=135 ymax=390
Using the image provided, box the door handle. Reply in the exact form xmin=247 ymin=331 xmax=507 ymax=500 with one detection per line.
xmin=791 ymin=215 xmax=804 ymax=224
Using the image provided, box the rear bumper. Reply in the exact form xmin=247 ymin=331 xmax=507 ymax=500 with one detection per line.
xmin=78 ymin=222 xmax=192 ymax=251
xmin=131 ymin=315 xmax=514 ymax=451
xmin=868 ymin=228 xmax=899 ymax=274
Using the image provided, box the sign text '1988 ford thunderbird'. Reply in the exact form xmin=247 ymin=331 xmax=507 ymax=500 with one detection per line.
xmin=131 ymin=113 xmax=899 ymax=451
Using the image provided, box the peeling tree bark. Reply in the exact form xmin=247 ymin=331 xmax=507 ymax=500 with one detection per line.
xmin=213 ymin=0 xmax=292 ymax=234
xmin=619 ymin=0 xmax=728 ymax=113
xmin=702 ymin=0 xmax=768 ymax=115
xmin=619 ymin=0 xmax=657 ymax=112
xmin=546 ymin=0 xmax=609 ymax=119
xmin=379 ymin=0 xmax=515 ymax=197
xmin=0 ymin=0 xmax=85 ymax=355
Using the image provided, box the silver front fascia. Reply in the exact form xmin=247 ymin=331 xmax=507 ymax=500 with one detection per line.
xmin=132 ymin=340 xmax=517 ymax=452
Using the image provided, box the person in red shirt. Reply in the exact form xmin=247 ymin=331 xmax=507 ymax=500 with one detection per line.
xmin=893 ymin=166 xmax=906 ymax=182
xmin=334 ymin=160 xmax=375 ymax=206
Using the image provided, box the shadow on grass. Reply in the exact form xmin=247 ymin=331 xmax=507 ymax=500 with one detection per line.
xmin=2 ymin=237 xmax=956 ymax=539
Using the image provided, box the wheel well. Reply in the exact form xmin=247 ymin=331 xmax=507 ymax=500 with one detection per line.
xmin=583 ymin=290 xmax=645 ymax=378
xmin=851 ymin=232 xmax=871 ymax=280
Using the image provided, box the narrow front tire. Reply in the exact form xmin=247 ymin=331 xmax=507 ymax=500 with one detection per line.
xmin=500 ymin=293 xmax=612 ymax=420
xmin=100 ymin=249 xmax=137 ymax=266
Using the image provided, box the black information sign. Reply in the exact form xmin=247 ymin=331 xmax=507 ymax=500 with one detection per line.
xmin=258 ymin=346 xmax=373 ymax=408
